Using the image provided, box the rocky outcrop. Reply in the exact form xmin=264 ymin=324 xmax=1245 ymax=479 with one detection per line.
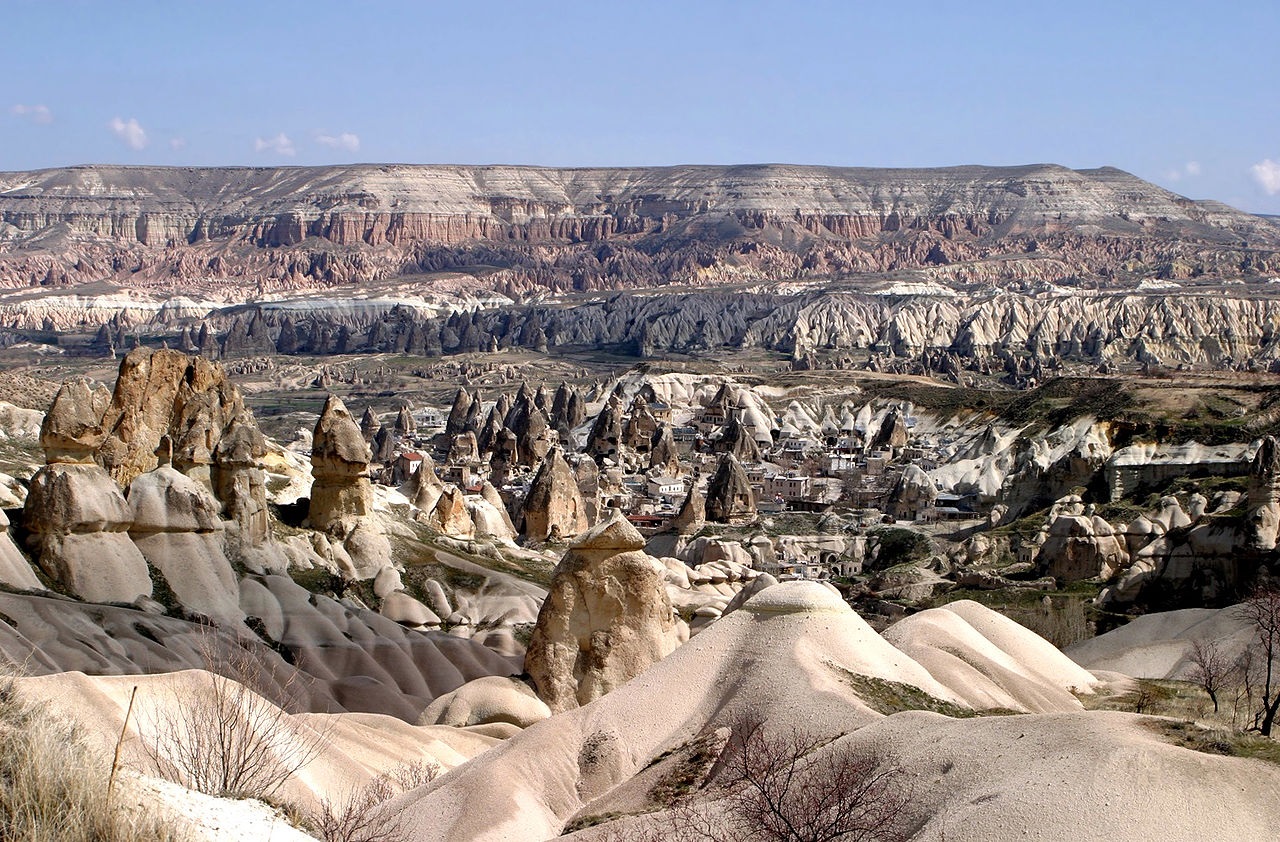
xmin=24 ymin=462 xmax=152 ymax=605
xmin=309 ymin=395 xmax=374 ymax=528
xmin=307 ymin=394 xmax=390 ymax=579
xmin=649 ymin=423 xmax=682 ymax=477
xmin=1036 ymin=506 xmax=1130 ymax=583
xmin=524 ymin=510 xmax=681 ymax=712
xmin=521 ymin=448 xmax=588 ymax=542
xmin=586 ymin=396 xmax=624 ymax=463
xmin=426 ymin=485 xmax=474 ymax=540
xmin=888 ymin=464 xmax=937 ymax=522
xmin=705 ymin=454 xmax=756 ymax=525
xmin=1248 ymin=436 xmax=1280 ymax=551
xmin=669 ymin=484 xmax=706 ymax=535
xmin=407 ymin=451 xmax=444 ymax=512
xmin=0 ymin=509 xmax=40 ymax=592
xmin=127 ymin=446 xmax=242 ymax=627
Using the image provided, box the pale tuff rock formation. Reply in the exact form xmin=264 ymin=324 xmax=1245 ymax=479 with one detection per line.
xmin=418 ymin=676 xmax=551 ymax=728
xmin=1034 ymin=495 xmax=1130 ymax=582
xmin=39 ymin=379 xmax=110 ymax=462
xmin=586 ymin=395 xmax=624 ymax=462
xmin=396 ymin=586 xmax=1142 ymax=842
xmin=96 ymin=348 xmax=246 ymax=487
xmin=308 ymin=395 xmax=374 ymax=528
xmin=407 ymin=450 xmax=445 ymax=512
xmin=870 ymin=405 xmax=910 ymax=452
xmin=887 ymin=463 xmax=937 ymax=521
xmin=427 ymin=485 xmax=474 ymax=540
xmin=24 ymin=461 xmax=152 ymax=604
xmin=0 ymin=509 xmax=39 ymax=591
xmin=623 ymin=395 xmax=658 ymax=452
xmin=648 ymin=423 xmax=681 ymax=476
xmin=307 ymin=394 xmax=390 ymax=578
xmin=211 ymin=412 xmax=273 ymax=559
xmin=395 ymin=404 xmax=415 ymax=436
xmin=521 ymin=448 xmax=589 ymax=542
xmin=25 ymin=379 xmax=153 ymax=603
xmin=359 ymin=406 xmax=380 ymax=442
xmin=572 ymin=454 xmax=602 ymax=525
xmin=1247 ymin=435 xmax=1280 ymax=550
xmin=444 ymin=387 xmax=473 ymax=438
xmin=127 ymin=445 xmax=243 ymax=627
xmin=447 ymin=431 xmax=481 ymax=466
xmin=714 ymin=412 xmax=761 ymax=462
xmin=705 ymin=454 xmax=756 ymax=524
xmin=524 ymin=510 xmax=681 ymax=712
xmin=669 ymin=484 xmax=706 ymax=535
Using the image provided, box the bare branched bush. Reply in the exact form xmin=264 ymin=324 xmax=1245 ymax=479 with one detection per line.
xmin=0 ymin=676 xmax=182 ymax=842
xmin=309 ymin=760 xmax=440 ymax=842
xmin=139 ymin=634 xmax=330 ymax=800
xmin=616 ymin=715 xmax=912 ymax=842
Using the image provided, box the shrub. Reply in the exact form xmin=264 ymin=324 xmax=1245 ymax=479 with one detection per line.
xmin=310 ymin=760 xmax=440 ymax=842
xmin=0 ymin=676 xmax=181 ymax=842
xmin=138 ymin=635 xmax=329 ymax=800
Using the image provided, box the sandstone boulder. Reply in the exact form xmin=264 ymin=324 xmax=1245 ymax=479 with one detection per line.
xmin=521 ymin=448 xmax=588 ymax=542
xmin=706 ymin=454 xmax=756 ymax=524
xmin=24 ymin=462 xmax=152 ymax=604
xmin=524 ymin=510 xmax=681 ymax=712
xmin=127 ymin=461 xmax=242 ymax=628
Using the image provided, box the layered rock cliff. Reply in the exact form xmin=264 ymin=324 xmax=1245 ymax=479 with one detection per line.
xmin=2 ymin=163 xmax=1277 ymax=296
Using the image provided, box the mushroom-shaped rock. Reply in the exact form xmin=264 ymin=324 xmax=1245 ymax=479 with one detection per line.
xmin=24 ymin=462 xmax=151 ymax=604
xmin=308 ymin=395 xmax=374 ymax=530
xmin=524 ymin=510 xmax=681 ymax=712
xmin=127 ymin=464 xmax=242 ymax=627
xmin=521 ymin=448 xmax=588 ymax=542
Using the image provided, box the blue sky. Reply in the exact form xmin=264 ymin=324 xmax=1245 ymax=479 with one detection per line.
xmin=4 ymin=0 xmax=1279 ymax=212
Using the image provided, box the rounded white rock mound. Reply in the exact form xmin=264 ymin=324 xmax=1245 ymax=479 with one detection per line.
xmin=418 ymin=676 xmax=551 ymax=729
xmin=741 ymin=579 xmax=848 ymax=614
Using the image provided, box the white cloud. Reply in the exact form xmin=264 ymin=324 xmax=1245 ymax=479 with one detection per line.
xmin=1253 ymin=159 xmax=1280 ymax=195
xmin=316 ymin=132 xmax=360 ymax=152
xmin=169 ymin=137 xmax=187 ymax=151
xmin=107 ymin=116 xmax=148 ymax=150
xmin=1164 ymin=161 xmax=1202 ymax=183
xmin=11 ymin=104 xmax=53 ymax=124
xmin=254 ymin=133 xmax=296 ymax=157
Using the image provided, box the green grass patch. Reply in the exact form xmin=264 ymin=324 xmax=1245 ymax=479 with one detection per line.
xmin=1146 ymin=720 xmax=1280 ymax=767
xmin=827 ymin=662 xmax=1019 ymax=718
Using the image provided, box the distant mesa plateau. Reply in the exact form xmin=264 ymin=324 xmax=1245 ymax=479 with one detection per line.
xmin=1 ymin=162 xmax=1279 ymax=375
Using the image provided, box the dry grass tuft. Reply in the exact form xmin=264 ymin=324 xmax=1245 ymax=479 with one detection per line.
xmin=0 ymin=676 xmax=183 ymax=842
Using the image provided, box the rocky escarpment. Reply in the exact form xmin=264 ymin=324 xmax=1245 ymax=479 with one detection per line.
xmin=2 ymin=163 xmax=1277 ymax=297
xmin=106 ymin=285 xmax=1280 ymax=379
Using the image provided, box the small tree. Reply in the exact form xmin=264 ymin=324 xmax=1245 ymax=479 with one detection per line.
xmin=1187 ymin=638 xmax=1234 ymax=714
xmin=1241 ymin=581 xmax=1280 ymax=736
